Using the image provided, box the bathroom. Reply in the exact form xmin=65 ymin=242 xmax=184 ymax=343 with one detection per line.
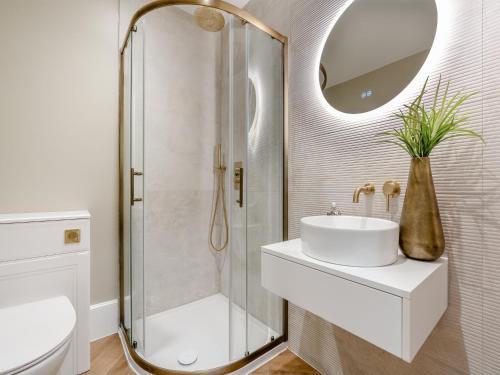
xmin=0 ymin=0 xmax=498 ymax=374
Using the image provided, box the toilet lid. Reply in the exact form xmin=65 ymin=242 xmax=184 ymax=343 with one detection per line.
xmin=0 ymin=296 xmax=76 ymax=374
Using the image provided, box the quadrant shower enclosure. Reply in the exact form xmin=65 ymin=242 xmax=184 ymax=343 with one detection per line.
xmin=119 ymin=1 xmax=288 ymax=373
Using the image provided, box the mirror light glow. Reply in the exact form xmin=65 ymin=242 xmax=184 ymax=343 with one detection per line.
xmin=315 ymin=0 xmax=452 ymax=121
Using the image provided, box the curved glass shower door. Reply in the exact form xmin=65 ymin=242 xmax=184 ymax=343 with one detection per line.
xmin=122 ymin=19 xmax=145 ymax=355
xmin=121 ymin=3 xmax=286 ymax=373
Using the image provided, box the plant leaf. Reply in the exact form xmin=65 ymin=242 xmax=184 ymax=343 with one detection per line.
xmin=384 ymin=76 xmax=483 ymax=157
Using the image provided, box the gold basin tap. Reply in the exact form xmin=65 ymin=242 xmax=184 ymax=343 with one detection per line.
xmin=353 ymin=183 xmax=375 ymax=203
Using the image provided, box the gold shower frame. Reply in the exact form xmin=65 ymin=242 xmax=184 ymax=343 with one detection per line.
xmin=118 ymin=1 xmax=289 ymax=374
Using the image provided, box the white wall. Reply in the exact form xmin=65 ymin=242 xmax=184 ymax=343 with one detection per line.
xmin=0 ymin=0 xmax=120 ymax=304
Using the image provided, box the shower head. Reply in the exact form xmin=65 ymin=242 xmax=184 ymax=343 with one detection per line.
xmin=194 ymin=6 xmax=225 ymax=32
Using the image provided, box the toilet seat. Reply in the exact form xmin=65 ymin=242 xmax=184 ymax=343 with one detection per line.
xmin=0 ymin=296 xmax=76 ymax=374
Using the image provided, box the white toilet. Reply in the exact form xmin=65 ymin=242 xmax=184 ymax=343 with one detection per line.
xmin=0 ymin=211 xmax=90 ymax=375
xmin=0 ymin=297 xmax=76 ymax=375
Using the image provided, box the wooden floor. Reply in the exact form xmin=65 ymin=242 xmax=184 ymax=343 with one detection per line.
xmin=87 ymin=334 xmax=319 ymax=375
xmin=87 ymin=334 xmax=134 ymax=375
xmin=251 ymin=350 xmax=320 ymax=375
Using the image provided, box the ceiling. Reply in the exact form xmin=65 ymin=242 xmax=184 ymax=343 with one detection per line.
xmin=228 ymin=0 xmax=251 ymax=8
xmin=178 ymin=0 xmax=250 ymax=19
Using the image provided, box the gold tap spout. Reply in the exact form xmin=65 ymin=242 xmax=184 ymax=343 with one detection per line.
xmin=353 ymin=183 xmax=376 ymax=203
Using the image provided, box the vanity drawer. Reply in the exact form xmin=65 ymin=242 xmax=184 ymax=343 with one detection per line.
xmin=262 ymin=252 xmax=402 ymax=357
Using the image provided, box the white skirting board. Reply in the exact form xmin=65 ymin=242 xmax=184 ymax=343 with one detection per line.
xmin=90 ymin=299 xmax=119 ymax=342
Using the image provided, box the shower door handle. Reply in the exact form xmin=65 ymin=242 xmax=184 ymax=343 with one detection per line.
xmin=234 ymin=162 xmax=243 ymax=207
xmin=131 ymin=168 xmax=143 ymax=205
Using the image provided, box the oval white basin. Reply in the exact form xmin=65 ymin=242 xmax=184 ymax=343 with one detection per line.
xmin=300 ymin=216 xmax=399 ymax=267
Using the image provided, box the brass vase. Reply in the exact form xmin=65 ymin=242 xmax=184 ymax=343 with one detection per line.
xmin=400 ymin=157 xmax=445 ymax=261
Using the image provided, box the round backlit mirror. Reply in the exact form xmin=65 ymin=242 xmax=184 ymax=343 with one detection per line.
xmin=319 ymin=0 xmax=438 ymax=114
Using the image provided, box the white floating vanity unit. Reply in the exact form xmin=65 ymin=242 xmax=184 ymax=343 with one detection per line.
xmin=261 ymin=238 xmax=448 ymax=362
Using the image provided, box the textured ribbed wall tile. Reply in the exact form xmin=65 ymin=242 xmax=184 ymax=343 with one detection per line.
xmin=244 ymin=0 xmax=499 ymax=372
xmin=482 ymin=0 xmax=500 ymax=373
xmin=285 ymin=0 xmax=491 ymax=374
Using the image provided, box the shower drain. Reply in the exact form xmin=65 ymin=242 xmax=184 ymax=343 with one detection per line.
xmin=177 ymin=350 xmax=198 ymax=366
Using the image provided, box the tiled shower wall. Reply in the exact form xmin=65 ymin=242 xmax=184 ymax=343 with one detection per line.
xmin=143 ymin=7 xmax=222 ymax=315
xmin=246 ymin=0 xmax=500 ymax=373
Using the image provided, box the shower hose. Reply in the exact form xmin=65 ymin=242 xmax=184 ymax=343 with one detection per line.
xmin=209 ymin=162 xmax=229 ymax=251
